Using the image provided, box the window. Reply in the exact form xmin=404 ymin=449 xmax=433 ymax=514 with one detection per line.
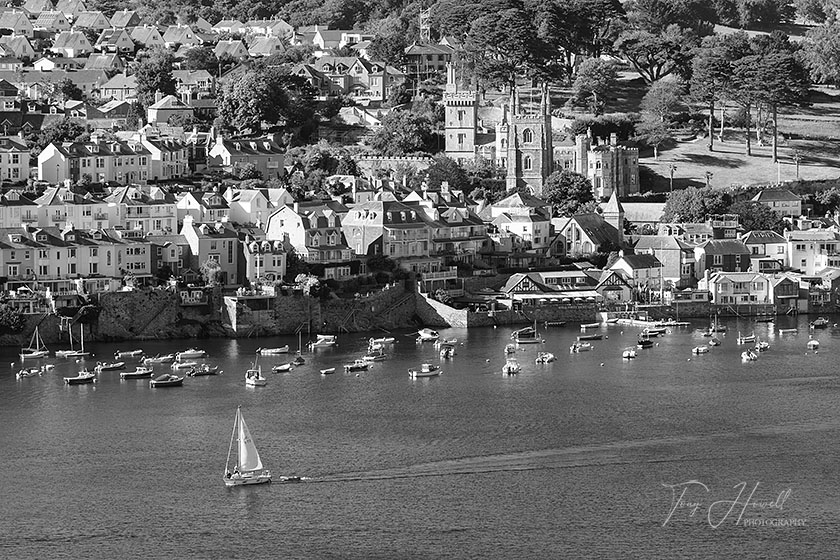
xmin=228 ymin=241 xmax=233 ymax=264
xmin=522 ymin=129 xmax=533 ymax=143
xmin=96 ymin=157 xmax=105 ymax=168
xmin=777 ymin=246 xmax=785 ymax=254
xmin=712 ymin=254 xmax=723 ymax=266
xmin=523 ymin=155 xmax=532 ymax=171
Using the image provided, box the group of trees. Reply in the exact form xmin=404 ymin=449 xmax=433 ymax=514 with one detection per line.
xmin=661 ymin=186 xmax=786 ymax=232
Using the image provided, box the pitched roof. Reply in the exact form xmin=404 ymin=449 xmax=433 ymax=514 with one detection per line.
xmin=130 ymin=25 xmax=163 ymax=45
xmin=70 ymin=10 xmax=108 ymax=28
xmin=0 ymin=12 xmax=32 ymax=32
xmin=52 ymin=30 xmax=92 ymax=50
xmin=741 ymin=230 xmax=786 ymax=244
xmin=84 ymin=53 xmax=121 ymax=70
xmin=700 ymin=239 xmax=750 ymax=254
xmin=602 ymin=191 xmax=624 ymax=214
xmin=109 ymin=10 xmax=139 ymax=28
xmin=615 ymin=253 xmax=661 ymax=269
xmin=148 ymin=94 xmax=190 ymax=110
xmin=752 ymin=188 xmax=799 ymax=202
xmin=33 ymin=11 xmax=69 ymax=29
xmin=566 ymin=213 xmax=621 ymax=247
xmin=101 ymin=72 xmax=136 ymax=89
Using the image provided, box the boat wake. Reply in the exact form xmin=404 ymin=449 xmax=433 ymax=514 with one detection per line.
xmin=311 ymin=419 xmax=840 ymax=483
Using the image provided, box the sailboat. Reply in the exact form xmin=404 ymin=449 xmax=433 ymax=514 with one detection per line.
xmin=292 ymin=331 xmax=305 ymax=365
xmin=55 ymin=324 xmax=89 ymax=359
xmin=20 ymin=326 xmax=48 ymax=359
xmin=224 ymin=406 xmax=272 ymax=487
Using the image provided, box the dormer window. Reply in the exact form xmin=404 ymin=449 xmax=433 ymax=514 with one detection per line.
xmin=37 ymin=234 xmax=47 ymax=242
xmin=92 ymin=231 xmax=102 ymax=240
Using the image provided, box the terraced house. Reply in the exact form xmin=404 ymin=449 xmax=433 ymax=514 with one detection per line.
xmin=105 ymin=186 xmax=177 ymax=234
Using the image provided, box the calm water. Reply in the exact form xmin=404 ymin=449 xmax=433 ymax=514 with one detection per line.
xmin=2 ymin=317 xmax=840 ymax=558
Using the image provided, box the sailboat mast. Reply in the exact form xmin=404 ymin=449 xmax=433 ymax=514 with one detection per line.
xmin=225 ymin=407 xmax=239 ymax=474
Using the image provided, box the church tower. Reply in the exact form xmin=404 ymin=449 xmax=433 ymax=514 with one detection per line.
xmin=602 ymin=190 xmax=625 ymax=244
xmin=443 ymin=63 xmax=478 ymax=164
xmin=505 ymin=83 xmax=553 ymax=196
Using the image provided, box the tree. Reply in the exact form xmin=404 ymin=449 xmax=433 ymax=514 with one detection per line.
xmin=661 ymin=186 xmax=730 ymax=222
xmin=542 ymin=170 xmax=595 ymax=216
xmin=233 ymin=162 xmax=262 ymax=180
xmin=614 ymin=24 xmax=698 ymax=83
xmin=200 ymin=258 xmax=223 ymax=286
xmin=640 ymin=79 xmax=685 ymax=122
xmin=26 ymin=118 xmax=86 ymax=157
xmin=367 ymin=32 xmax=408 ymax=68
xmin=816 ymin=187 xmax=840 ymax=214
xmin=0 ymin=304 xmax=24 ymax=334
xmin=55 ymin=78 xmax=83 ymax=102
xmin=804 ymin=20 xmax=840 ymax=86
xmin=690 ymin=37 xmax=733 ymax=151
xmin=727 ymin=200 xmax=785 ymax=232
xmin=369 ymin=110 xmax=433 ymax=156
xmin=335 ymin=155 xmax=359 ymax=176
xmin=425 ymin=156 xmax=470 ymax=191
xmin=634 ymin=113 xmax=671 ymax=159
xmin=183 ymin=46 xmax=217 ymax=71
xmin=571 ymin=58 xmax=617 ymax=115
xmin=284 ymin=251 xmax=309 ymax=280
xmin=134 ymin=48 xmax=177 ymax=109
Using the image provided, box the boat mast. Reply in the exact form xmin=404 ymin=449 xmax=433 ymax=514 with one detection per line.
xmin=225 ymin=407 xmax=239 ymax=474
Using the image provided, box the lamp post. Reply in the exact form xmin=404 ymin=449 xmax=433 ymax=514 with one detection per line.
xmin=669 ymin=163 xmax=677 ymax=192
xmin=793 ymin=150 xmax=802 ymax=180
xmin=705 ymin=171 xmax=713 ymax=188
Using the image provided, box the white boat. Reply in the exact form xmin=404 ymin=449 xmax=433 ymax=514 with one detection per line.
xmin=223 ymin=406 xmax=272 ymax=487
xmin=439 ymin=344 xmax=456 ymax=359
xmin=176 ymin=348 xmax=207 ymax=360
xmin=580 ymin=322 xmax=601 ymax=329
xmin=172 ymin=361 xmax=199 ymax=370
xmin=17 ymin=367 xmax=40 ymax=379
xmin=512 ymin=324 xmax=543 ymax=344
xmin=150 ymin=373 xmax=184 ymax=387
xmin=187 ymin=364 xmax=221 ymax=376
xmin=622 ymin=347 xmax=636 ymax=359
xmin=709 ymin=338 xmax=721 ymax=346
xmin=309 ymin=334 xmax=338 ymax=349
xmin=642 ymin=327 xmax=667 ymax=337
xmin=570 ymin=341 xmax=592 ymax=353
xmin=320 ymin=368 xmax=336 ymax=375
xmin=810 ymin=317 xmax=830 ymax=329
xmin=20 ymin=327 xmax=48 ymax=360
xmin=344 ymin=359 xmax=369 ymax=372
xmin=692 ymin=346 xmax=710 ymax=354
xmin=369 ymin=336 xmax=395 ymax=344
xmin=114 ymin=349 xmax=144 ymax=360
xmin=415 ymin=328 xmax=439 ymax=342
xmin=741 ymin=350 xmax=758 ymax=362
xmin=144 ymin=354 xmax=176 ymax=364
xmin=535 ymin=351 xmax=556 ymax=363
xmin=292 ymin=332 xmax=306 ymax=365
xmin=807 ymin=339 xmax=820 ymax=350
xmin=502 ymin=358 xmax=521 ymax=375
xmin=737 ymin=333 xmax=756 ymax=344
xmin=504 ymin=343 xmax=517 ymax=355
xmin=95 ymin=361 xmax=125 ymax=372
xmin=362 ymin=351 xmax=386 ymax=362
xmin=257 ymin=346 xmax=289 ymax=355
xmin=64 ymin=369 xmax=96 ymax=385
xmin=409 ymin=363 xmax=441 ymax=378
xmin=779 ymin=328 xmax=798 ymax=334
xmin=120 ymin=366 xmax=154 ymax=379
xmin=272 ymin=363 xmax=293 ymax=373
xmin=755 ymin=340 xmax=770 ymax=352
xmin=245 ymin=358 xmax=267 ymax=386
xmin=55 ymin=324 xmax=89 ymax=359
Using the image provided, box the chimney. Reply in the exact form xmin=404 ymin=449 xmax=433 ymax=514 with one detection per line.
xmin=155 ymin=91 xmax=163 ymax=104
xmin=610 ymin=132 xmax=617 ymax=146
xmin=63 ymin=178 xmax=71 ymax=188
xmin=293 ymin=201 xmax=299 ymax=213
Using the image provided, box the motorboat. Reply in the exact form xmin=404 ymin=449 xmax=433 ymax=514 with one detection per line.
xmin=810 ymin=317 xmax=830 ymax=329
xmin=737 ymin=333 xmax=756 ymax=344
xmin=504 ymin=343 xmax=517 ymax=355
xmin=535 ymin=352 xmax=556 ymax=363
xmin=120 ymin=366 xmax=154 ymax=379
xmin=577 ymin=334 xmax=603 ymax=341
xmin=17 ymin=367 xmax=40 ymax=379
xmin=642 ymin=327 xmax=667 ymax=337
xmin=20 ymin=327 xmax=48 ymax=360
xmin=150 ymin=374 xmax=184 ymax=387
xmin=709 ymin=338 xmax=721 ymax=346
xmin=692 ymin=346 xmax=710 ymax=355
xmin=344 ymin=359 xmax=369 ymax=372
xmin=415 ymin=328 xmax=440 ymax=342
xmin=439 ymin=343 xmax=456 ymax=359
xmin=95 ymin=361 xmax=125 ymax=372
xmin=543 ymin=321 xmax=566 ymax=327
xmin=223 ymin=406 xmax=272 ymax=487
xmin=409 ymin=363 xmax=442 ymax=378
xmin=778 ymin=328 xmax=798 ymax=334
xmin=580 ymin=322 xmax=600 ymax=329
xmin=502 ymin=359 xmax=521 ymax=375
xmin=245 ymin=367 xmax=267 ymax=386
xmin=114 ymin=349 xmax=144 ymax=360
xmin=172 ymin=361 xmax=199 ymax=370
xmin=741 ymin=350 xmax=758 ymax=362
xmin=755 ymin=340 xmax=770 ymax=352
xmin=257 ymin=346 xmax=289 ymax=355
xmin=637 ymin=334 xmax=654 ymax=349
xmin=605 ymin=318 xmax=620 ymax=324
xmin=435 ymin=337 xmax=458 ymax=346
xmin=272 ymin=363 xmax=293 ymax=373
xmin=176 ymin=348 xmax=207 ymax=360
xmin=292 ymin=354 xmax=306 ymax=366
xmin=309 ymin=334 xmax=338 ymax=349
xmin=144 ymin=354 xmax=176 ymax=364
xmin=320 ymin=368 xmax=336 ymax=375
xmin=570 ymin=342 xmax=592 ymax=353
xmin=362 ymin=351 xmax=387 ymax=362
xmin=64 ymin=369 xmax=96 ymax=385
xmin=622 ymin=347 xmax=636 ymax=359
xmin=807 ymin=339 xmax=820 ymax=350
xmin=369 ymin=336 xmax=395 ymax=344
xmin=188 ymin=364 xmax=221 ymax=376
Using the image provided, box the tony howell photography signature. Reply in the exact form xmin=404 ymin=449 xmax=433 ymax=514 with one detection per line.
xmin=662 ymin=480 xmax=806 ymax=528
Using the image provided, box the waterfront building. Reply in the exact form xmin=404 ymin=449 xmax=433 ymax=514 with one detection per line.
xmin=700 ymin=271 xmax=772 ymax=305
xmin=265 ymin=201 xmax=354 ymax=281
xmin=240 ymin=230 xmax=286 ymax=284
xmin=147 ymin=233 xmax=192 ymax=279
xmin=633 ymin=235 xmax=696 ymax=289
xmin=785 ymin=229 xmax=840 ymax=274
xmin=608 ymin=253 xmax=663 ymax=290
xmin=180 ymin=215 xmax=239 ymax=287
xmin=741 ymin=230 xmax=787 ymax=273
xmin=693 ymin=239 xmax=751 ymax=279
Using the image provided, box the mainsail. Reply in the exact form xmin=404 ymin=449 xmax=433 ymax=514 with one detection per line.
xmin=237 ymin=409 xmax=264 ymax=473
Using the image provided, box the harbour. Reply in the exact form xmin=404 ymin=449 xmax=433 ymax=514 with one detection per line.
xmin=3 ymin=315 xmax=840 ymax=557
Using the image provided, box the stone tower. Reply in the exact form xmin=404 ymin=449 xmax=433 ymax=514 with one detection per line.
xmin=443 ymin=63 xmax=478 ymax=164
xmin=602 ymin=190 xmax=625 ymax=243
xmin=505 ymin=83 xmax=553 ymax=196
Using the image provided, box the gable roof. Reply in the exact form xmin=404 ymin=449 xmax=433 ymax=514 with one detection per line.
xmin=71 ymin=10 xmax=108 ymax=29
xmin=0 ymin=12 xmax=32 ymax=32
xmin=109 ymin=9 xmax=139 ymax=28
xmin=23 ymin=0 xmax=54 ymax=14
xmin=700 ymin=239 xmax=751 ymax=255
xmin=614 ymin=253 xmax=661 ymax=269
xmin=751 ymin=188 xmax=799 ymax=202
xmin=741 ymin=230 xmax=786 ymax=244
xmin=565 ymin=213 xmax=621 ymax=247
xmin=52 ymin=30 xmax=92 ymax=51
xmin=130 ymin=25 xmax=163 ymax=45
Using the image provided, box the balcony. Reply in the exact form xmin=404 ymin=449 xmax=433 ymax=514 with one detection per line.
xmin=420 ymin=266 xmax=458 ymax=281
xmin=93 ymin=212 xmax=109 ymax=220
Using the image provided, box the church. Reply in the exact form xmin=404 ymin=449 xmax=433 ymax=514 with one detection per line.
xmin=443 ymin=64 xmax=639 ymax=200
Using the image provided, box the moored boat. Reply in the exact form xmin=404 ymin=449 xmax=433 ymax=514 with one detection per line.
xmin=256 ymin=346 xmax=289 ymax=355
xmin=176 ymin=348 xmax=207 ymax=360
xmin=188 ymin=364 xmax=221 ymax=376
xmin=622 ymin=347 xmax=636 ymax=359
xmin=755 ymin=340 xmax=770 ymax=352
xmin=120 ymin=366 xmax=154 ymax=379
xmin=344 ymin=359 xmax=369 ymax=372
xmin=778 ymin=328 xmax=798 ymax=334
xmin=709 ymin=337 xmax=721 ymax=346
xmin=150 ymin=374 xmax=184 ymax=387
xmin=504 ymin=343 xmax=517 ymax=355
xmin=320 ymin=368 xmax=336 ymax=375
xmin=370 ymin=336 xmax=395 ymax=344
xmin=807 ymin=339 xmax=820 ymax=350
xmin=415 ymin=328 xmax=440 ymax=342
xmin=692 ymin=346 xmax=710 ymax=354
xmin=95 ymin=361 xmax=125 ymax=372
xmin=17 ymin=367 xmax=40 ymax=379
xmin=810 ymin=317 xmax=830 ymax=329
xmin=637 ymin=333 xmax=654 ymax=349
xmin=309 ymin=334 xmax=338 ymax=349
xmin=144 ymin=353 xmax=176 ymax=364
xmin=512 ymin=325 xmax=542 ymax=344
xmin=64 ymin=369 xmax=96 ymax=385
xmin=172 ymin=360 xmax=199 ymax=370
xmin=245 ymin=364 xmax=267 ymax=386
xmin=535 ymin=351 xmax=556 ymax=363
xmin=580 ymin=322 xmax=601 ymax=329
xmin=439 ymin=343 xmax=456 ymax=358
xmin=362 ymin=351 xmax=386 ymax=362
xmin=741 ymin=350 xmax=758 ymax=362
xmin=409 ymin=363 xmax=441 ymax=378
xmin=501 ymin=358 xmax=521 ymax=375
xmin=642 ymin=327 xmax=667 ymax=337
xmin=577 ymin=334 xmax=603 ymax=341
xmin=272 ymin=363 xmax=293 ymax=373
xmin=737 ymin=333 xmax=756 ymax=344
xmin=114 ymin=349 xmax=144 ymax=360
xmin=20 ymin=327 xmax=48 ymax=360
xmin=570 ymin=341 xmax=592 ymax=353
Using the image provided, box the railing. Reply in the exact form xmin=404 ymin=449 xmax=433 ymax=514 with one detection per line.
xmin=420 ymin=267 xmax=458 ymax=281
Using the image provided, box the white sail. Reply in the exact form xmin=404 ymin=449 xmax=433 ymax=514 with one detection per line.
xmin=237 ymin=409 xmax=264 ymax=473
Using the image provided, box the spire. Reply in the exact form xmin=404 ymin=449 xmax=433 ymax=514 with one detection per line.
xmin=603 ymin=190 xmax=625 ymax=215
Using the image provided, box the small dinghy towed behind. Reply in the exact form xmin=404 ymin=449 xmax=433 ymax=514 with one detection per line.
xmin=622 ymin=347 xmax=636 ymax=359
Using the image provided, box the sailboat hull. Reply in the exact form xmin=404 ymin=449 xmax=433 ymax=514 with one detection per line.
xmin=223 ymin=472 xmax=272 ymax=487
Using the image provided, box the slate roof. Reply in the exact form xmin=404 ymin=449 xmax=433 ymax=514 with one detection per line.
xmin=741 ymin=230 xmax=786 ymax=244
xmin=752 ymin=189 xmax=800 ymax=202
xmin=699 ymin=239 xmax=751 ymax=255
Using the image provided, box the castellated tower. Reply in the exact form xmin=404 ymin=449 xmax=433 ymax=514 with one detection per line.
xmin=505 ymin=83 xmax=553 ymax=196
xmin=443 ymin=63 xmax=478 ymax=164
